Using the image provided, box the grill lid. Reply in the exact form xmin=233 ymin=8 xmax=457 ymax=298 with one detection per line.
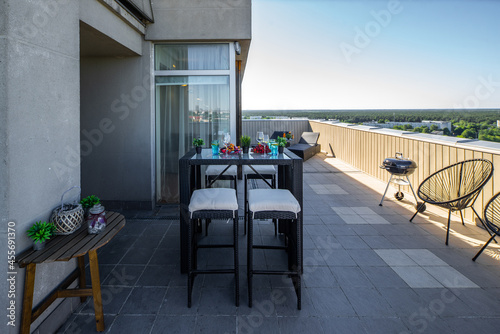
xmin=380 ymin=153 xmax=417 ymax=175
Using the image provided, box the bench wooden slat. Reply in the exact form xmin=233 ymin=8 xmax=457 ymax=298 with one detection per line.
xmin=17 ymin=212 xmax=124 ymax=267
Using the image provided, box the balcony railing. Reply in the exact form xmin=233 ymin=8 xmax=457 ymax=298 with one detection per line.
xmin=244 ymin=118 xmax=500 ymax=225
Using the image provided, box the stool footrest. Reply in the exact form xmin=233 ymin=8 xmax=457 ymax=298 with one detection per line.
xmin=252 ymin=270 xmax=298 ymax=275
xmin=253 ymin=245 xmax=287 ymax=250
xmin=192 ymin=269 xmax=235 ymax=275
xmin=197 ymin=244 xmax=235 ymax=249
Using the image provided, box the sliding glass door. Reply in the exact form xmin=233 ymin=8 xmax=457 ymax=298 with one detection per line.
xmin=155 ymin=44 xmax=234 ymax=203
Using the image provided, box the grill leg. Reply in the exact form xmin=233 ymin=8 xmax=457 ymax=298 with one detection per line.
xmin=379 ymin=174 xmax=393 ymax=206
xmin=406 ymin=176 xmax=419 ymax=204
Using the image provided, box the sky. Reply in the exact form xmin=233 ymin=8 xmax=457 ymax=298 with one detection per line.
xmin=241 ymin=0 xmax=500 ymax=110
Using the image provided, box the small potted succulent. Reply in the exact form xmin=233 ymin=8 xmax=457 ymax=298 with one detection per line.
xmin=276 ymin=136 xmax=287 ymax=153
xmin=193 ymin=138 xmax=204 ymax=154
xmin=240 ymin=135 xmax=251 ymax=154
xmin=286 ymin=131 xmax=293 ymax=140
xmin=27 ymin=221 xmax=56 ymax=251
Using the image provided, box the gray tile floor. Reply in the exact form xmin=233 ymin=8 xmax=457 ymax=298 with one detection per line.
xmin=58 ymin=154 xmax=500 ymax=334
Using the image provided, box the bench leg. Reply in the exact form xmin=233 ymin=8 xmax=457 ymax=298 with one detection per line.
xmin=20 ymin=263 xmax=36 ymax=334
xmin=89 ymin=250 xmax=105 ymax=332
xmin=77 ymin=256 xmax=87 ymax=303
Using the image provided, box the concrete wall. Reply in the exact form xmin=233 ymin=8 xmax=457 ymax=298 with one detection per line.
xmin=80 ymin=47 xmax=153 ymax=208
xmin=1 ymin=1 xmax=81 ymax=333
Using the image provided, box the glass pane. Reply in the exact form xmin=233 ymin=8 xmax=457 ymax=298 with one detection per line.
xmin=155 ymin=76 xmax=230 ymax=203
xmin=155 ymin=44 xmax=230 ymax=71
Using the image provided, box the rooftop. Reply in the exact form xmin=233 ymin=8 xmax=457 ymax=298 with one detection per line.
xmin=58 ymin=154 xmax=500 ymax=333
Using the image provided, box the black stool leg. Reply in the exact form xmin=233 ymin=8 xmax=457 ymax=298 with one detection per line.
xmin=244 ymin=175 xmax=248 ymax=235
xmin=234 ymin=215 xmax=239 ymax=306
xmin=247 ymin=213 xmax=253 ymax=307
xmin=187 ymin=218 xmax=194 ymax=308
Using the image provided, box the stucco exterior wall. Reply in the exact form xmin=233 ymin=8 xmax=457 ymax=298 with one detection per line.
xmin=146 ymin=0 xmax=252 ymax=41
xmin=80 ymin=45 xmax=153 ymax=206
xmin=1 ymin=1 xmax=81 ymax=333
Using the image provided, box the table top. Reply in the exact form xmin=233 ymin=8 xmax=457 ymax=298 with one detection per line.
xmin=184 ymin=148 xmax=298 ymax=166
xmin=17 ymin=212 xmax=126 ymax=267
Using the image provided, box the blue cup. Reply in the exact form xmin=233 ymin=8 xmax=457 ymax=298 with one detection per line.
xmin=211 ymin=141 xmax=219 ymax=155
xmin=271 ymin=143 xmax=278 ymax=155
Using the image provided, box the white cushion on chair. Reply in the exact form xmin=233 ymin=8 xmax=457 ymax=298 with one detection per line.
xmin=189 ymin=188 xmax=238 ymax=215
xmin=243 ymin=165 xmax=276 ymax=175
xmin=248 ymin=189 xmax=301 ymax=215
xmin=206 ymin=165 xmax=238 ymax=176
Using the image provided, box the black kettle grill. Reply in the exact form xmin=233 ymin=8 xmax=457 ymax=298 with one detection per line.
xmin=379 ymin=153 xmax=419 ymax=206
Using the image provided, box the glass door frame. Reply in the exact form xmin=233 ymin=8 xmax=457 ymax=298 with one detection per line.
xmin=152 ymin=42 xmax=237 ymax=204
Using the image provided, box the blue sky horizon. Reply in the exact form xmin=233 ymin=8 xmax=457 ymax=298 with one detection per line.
xmin=242 ymin=0 xmax=500 ymax=111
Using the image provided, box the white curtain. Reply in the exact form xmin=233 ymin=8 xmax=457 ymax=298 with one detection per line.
xmin=156 ymin=76 xmax=230 ymax=203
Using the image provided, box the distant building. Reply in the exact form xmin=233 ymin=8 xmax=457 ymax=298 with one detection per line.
xmin=363 ymin=120 xmax=452 ymax=132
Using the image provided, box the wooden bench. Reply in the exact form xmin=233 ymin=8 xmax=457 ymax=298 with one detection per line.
xmin=16 ymin=211 xmax=126 ymax=334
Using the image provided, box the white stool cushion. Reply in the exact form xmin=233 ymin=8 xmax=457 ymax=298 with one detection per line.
xmin=248 ymin=189 xmax=301 ymax=216
xmin=243 ymin=165 xmax=276 ymax=175
xmin=189 ymin=188 xmax=238 ymax=217
xmin=206 ymin=165 xmax=238 ymax=176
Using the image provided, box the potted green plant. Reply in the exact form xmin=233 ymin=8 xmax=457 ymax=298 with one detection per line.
xmin=27 ymin=221 xmax=56 ymax=251
xmin=241 ymin=135 xmax=251 ymax=153
xmin=80 ymin=195 xmax=100 ymax=216
xmin=193 ymin=138 xmax=204 ymax=154
xmin=276 ymin=136 xmax=287 ymax=153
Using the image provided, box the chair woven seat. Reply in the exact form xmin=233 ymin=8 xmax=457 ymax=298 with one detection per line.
xmin=205 ymin=165 xmax=238 ymax=176
xmin=243 ymin=165 xmax=276 ymax=175
xmin=410 ymin=159 xmax=493 ymax=245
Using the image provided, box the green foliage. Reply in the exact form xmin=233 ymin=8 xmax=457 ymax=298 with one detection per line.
xmin=243 ymin=109 xmax=500 ymax=143
xmin=27 ymin=221 xmax=56 ymax=243
xmin=276 ymin=136 xmax=287 ymax=147
xmin=192 ymin=138 xmax=204 ymax=147
xmin=240 ymin=135 xmax=251 ymax=147
xmin=80 ymin=195 xmax=100 ymax=209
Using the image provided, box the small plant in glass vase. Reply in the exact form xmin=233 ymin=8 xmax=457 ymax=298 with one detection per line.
xmin=241 ymin=135 xmax=251 ymax=153
xmin=80 ymin=195 xmax=100 ymax=216
xmin=27 ymin=221 xmax=56 ymax=251
xmin=193 ymin=138 xmax=204 ymax=154
xmin=276 ymin=136 xmax=287 ymax=153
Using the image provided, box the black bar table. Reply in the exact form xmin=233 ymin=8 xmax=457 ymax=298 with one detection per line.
xmin=179 ymin=148 xmax=303 ymax=274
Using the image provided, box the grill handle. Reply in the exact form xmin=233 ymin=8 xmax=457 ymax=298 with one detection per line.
xmin=395 ymin=152 xmax=403 ymax=159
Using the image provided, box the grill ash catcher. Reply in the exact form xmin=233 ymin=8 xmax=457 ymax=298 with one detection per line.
xmin=379 ymin=152 xmax=425 ymax=212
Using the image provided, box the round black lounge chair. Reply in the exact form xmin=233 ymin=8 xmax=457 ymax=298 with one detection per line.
xmin=409 ymin=159 xmax=493 ymax=245
xmin=472 ymin=192 xmax=500 ymax=261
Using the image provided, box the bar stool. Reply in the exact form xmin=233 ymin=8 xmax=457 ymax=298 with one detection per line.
xmin=187 ymin=188 xmax=239 ymax=307
xmin=243 ymin=165 xmax=277 ymax=235
xmin=204 ymin=165 xmax=238 ymax=235
xmin=246 ymin=188 xmax=302 ymax=310
xmin=205 ymin=165 xmax=238 ymax=193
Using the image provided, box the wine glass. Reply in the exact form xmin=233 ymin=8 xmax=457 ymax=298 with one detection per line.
xmin=262 ymin=134 xmax=269 ymax=154
xmin=223 ymin=133 xmax=231 ymax=153
xmin=257 ymin=132 xmax=264 ymax=145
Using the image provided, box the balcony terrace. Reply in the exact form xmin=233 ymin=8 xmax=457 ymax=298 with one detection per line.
xmin=56 ymin=144 xmax=500 ymax=333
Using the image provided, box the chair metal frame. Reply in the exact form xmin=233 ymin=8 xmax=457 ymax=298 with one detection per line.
xmin=473 ymin=192 xmax=500 ymax=261
xmin=409 ymin=159 xmax=494 ymax=245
